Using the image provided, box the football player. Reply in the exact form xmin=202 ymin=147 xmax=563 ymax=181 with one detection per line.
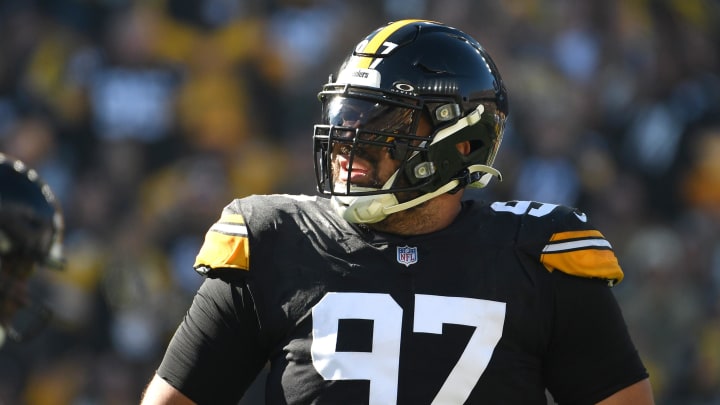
xmin=0 ymin=153 xmax=64 ymax=347
xmin=142 ymin=20 xmax=654 ymax=404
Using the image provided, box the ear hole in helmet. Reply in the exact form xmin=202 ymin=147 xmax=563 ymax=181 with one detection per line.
xmin=469 ymin=139 xmax=485 ymax=153
xmin=455 ymin=141 xmax=472 ymax=156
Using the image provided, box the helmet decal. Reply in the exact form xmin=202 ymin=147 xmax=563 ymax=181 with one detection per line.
xmin=336 ymin=68 xmax=381 ymax=88
xmin=351 ymin=19 xmax=426 ymax=69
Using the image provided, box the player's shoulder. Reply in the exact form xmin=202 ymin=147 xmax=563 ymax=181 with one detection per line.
xmin=485 ymin=199 xmax=582 ymax=221
xmin=213 ymin=193 xmax=329 ymax=242
xmin=474 ymin=200 xmax=589 ymax=242
xmin=483 ymin=200 xmax=623 ymax=285
xmin=485 ymin=200 xmax=591 ymax=236
xmin=193 ymin=194 xmax=331 ymax=277
xmin=227 ymin=193 xmax=329 ymax=219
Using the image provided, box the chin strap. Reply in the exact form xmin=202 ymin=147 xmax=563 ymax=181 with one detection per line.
xmin=465 ymin=164 xmax=503 ymax=189
xmin=332 ymin=164 xmax=502 ymax=224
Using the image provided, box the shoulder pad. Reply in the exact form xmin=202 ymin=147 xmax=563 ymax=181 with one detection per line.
xmin=192 ymin=195 xmax=324 ymax=277
xmin=491 ymin=200 xmax=623 ymax=285
xmin=194 ymin=207 xmax=249 ymax=276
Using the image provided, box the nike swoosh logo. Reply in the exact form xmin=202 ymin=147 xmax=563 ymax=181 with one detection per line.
xmin=574 ymin=212 xmax=588 ymax=222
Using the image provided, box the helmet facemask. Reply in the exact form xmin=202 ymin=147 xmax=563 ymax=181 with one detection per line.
xmin=314 ymin=87 xmax=426 ymax=192
xmin=313 ymin=86 xmax=502 ymax=224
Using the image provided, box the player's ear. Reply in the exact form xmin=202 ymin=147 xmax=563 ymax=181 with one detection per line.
xmin=456 ymin=141 xmax=471 ymax=156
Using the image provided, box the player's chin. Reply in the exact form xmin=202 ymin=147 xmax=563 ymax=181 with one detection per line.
xmin=332 ymin=180 xmax=375 ymax=193
xmin=332 ymin=170 xmax=378 ymax=190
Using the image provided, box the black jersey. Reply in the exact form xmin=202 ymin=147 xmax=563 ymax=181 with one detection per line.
xmin=156 ymin=195 xmax=647 ymax=405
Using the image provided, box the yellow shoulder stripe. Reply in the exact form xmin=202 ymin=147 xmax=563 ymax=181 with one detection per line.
xmin=541 ymin=230 xmax=624 ymax=284
xmin=193 ymin=213 xmax=250 ymax=271
xmin=356 ymin=19 xmax=427 ymax=69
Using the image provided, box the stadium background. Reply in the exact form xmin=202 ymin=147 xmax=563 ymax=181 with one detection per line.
xmin=0 ymin=0 xmax=718 ymax=404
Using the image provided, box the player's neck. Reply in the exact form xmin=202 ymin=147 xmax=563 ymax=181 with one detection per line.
xmin=367 ymin=192 xmax=464 ymax=236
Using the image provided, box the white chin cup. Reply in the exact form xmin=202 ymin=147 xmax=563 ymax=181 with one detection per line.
xmin=331 ymin=186 xmax=398 ymax=224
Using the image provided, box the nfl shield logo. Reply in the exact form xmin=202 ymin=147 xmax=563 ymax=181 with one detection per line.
xmin=396 ymin=246 xmax=418 ymax=267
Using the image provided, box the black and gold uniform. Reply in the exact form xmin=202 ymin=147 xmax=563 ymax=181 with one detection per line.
xmin=156 ymin=195 xmax=647 ymax=405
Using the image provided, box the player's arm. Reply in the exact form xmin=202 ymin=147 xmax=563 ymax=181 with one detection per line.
xmin=141 ymin=374 xmax=195 ymax=405
xmin=517 ymin=205 xmax=652 ymax=403
xmin=142 ymin=207 xmax=267 ymax=403
xmin=141 ymin=277 xmax=266 ymax=404
xmin=543 ymin=271 xmax=651 ymax=403
xmin=597 ymin=378 xmax=654 ymax=404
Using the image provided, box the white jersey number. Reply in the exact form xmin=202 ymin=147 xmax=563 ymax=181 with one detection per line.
xmin=490 ymin=200 xmax=558 ymax=217
xmin=311 ymin=292 xmax=506 ymax=405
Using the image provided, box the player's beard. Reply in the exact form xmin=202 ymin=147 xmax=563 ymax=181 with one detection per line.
xmin=331 ymin=142 xmax=425 ymax=202
xmin=332 ymin=144 xmax=437 ymax=234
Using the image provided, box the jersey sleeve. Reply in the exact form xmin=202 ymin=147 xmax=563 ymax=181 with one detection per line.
xmin=155 ymin=277 xmax=267 ymax=405
xmin=520 ymin=203 xmax=624 ymax=285
xmin=543 ymin=271 xmax=648 ymax=403
xmin=194 ymin=202 xmax=251 ymax=277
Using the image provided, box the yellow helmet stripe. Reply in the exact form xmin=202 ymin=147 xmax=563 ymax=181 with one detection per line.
xmin=356 ymin=19 xmax=427 ymax=69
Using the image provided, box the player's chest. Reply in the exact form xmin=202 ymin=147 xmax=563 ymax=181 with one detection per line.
xmin=272 ymin=285 xmax=548 ymax=405
xmin=259 ymin=249 xmax=550 ymax=404
xmin=260 ymin=238 xmax=546 ymax=334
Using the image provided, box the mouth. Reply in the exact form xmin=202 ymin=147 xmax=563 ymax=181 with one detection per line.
xmin=336 ymin=155 xmax=371 ymax=182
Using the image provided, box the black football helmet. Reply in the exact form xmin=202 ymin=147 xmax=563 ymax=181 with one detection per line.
xmin=0 ymin=153 xmax=64 ymax=346
xmin=313 ymin=19 xmax=508 ymax=223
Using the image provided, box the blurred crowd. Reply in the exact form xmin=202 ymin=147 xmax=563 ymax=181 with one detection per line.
xmin=0 ymin=0 xmax=718 ymax=404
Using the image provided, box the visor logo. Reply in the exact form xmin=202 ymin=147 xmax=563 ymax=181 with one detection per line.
xmin=393 ymin=82 xmax=415 ymax=93
xmin=396 ymin=246 xmax=418 ymax=267
xmin=337 ymin=68 xmax=381 ymax=88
